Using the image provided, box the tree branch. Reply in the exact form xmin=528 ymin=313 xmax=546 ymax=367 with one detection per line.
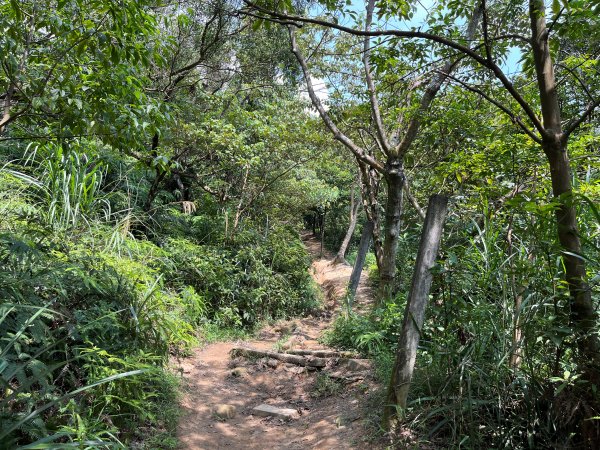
xmin=564 ymin=97 xmax=600 ymax=138
xmin=403 ymin=178 xmax=426 ymax=220
xmin=440 ymin=71 xmax=542 ymax=143
xmin=556 ymin=63 xmax=596 ymax=103
xmin=395 ymin=4 xmax=482 ymax=157
xmin=481 ymin=0 xmax=493 ymax=64
xmin=287 ymin=26 xmax=384 ymax=172
xmin=363 ymin=0 xmax=390 ymax=155
xmin=243 ymin=0 xmax=546 ymax=136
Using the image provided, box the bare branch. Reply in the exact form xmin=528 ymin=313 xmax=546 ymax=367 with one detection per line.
xmin=564 ymin=97 xmax=600 ymax=138
xmin=395 ymin=4 xmax=482 ymax=157
xmin=440 ymin=71 xmax=542 ymax=143
xmin=287 ymin=26 xmax=384 ymax=172
xmin=481 ymin=0 xmax=493 ymax=64
xmin=556 ymin=63 xmax=596 ymax=102
xmin=363 ymin=0 xmax=390 ymax=155
xmin=403 ymin=179 xmax=426 ymax=220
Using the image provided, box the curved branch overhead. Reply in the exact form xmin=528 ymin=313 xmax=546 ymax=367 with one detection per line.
xmin=242 ymin=0 xmax=548 ymax=137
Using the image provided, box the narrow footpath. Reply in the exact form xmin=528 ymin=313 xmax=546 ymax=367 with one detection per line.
xmin=176 ymin=232 xmax=380 ymax=449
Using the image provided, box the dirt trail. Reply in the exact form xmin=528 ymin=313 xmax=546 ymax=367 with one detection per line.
xmin=176 ymin=232 xmax=380 ymax=449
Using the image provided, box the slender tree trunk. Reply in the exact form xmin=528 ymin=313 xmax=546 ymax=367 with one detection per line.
xmin=529 ymin=0 xmax=599 ymax=364
xmin=144 ymin=169 xmax=167 ymax=212
xmin=403 ymin=179 xmax=426 ymax=220
xmin=232 ymin=164 xmax=250 ymax=232
xmin=383 ymin=195 xmax=448 ymax=430
xmin=372 ymin=218 xmax=384 ymax=273
xmin=509 ymin=285 xmax=524 ymax=369
xmin=348 ymin=220 xmax=374 ymax=305
xmin=379 ymin=161 xmax=405 ymax=300
xmin=320 ymin=209 xmax=326 ymax=257
xmin=358 ymin=161 xmax=384 ymax=272
xmin=0 ymin=20 xmax=31 ymax=135
xmin=546 ymin=141 xmax=599 ymax=361
xmin=264 ymin=214 xmax=269 ymax=238
xmin=507 ymin=224 xmax=524 ymax=370
xmin=144 ymin=133 xmax=163 ymax=212
xmin=173 ymin=173 xmax=189 ymax=201
xmin=0 ymin=82 xmax=16 ymax=135
xmin=334 ymin=187 xmax=360 ymax=264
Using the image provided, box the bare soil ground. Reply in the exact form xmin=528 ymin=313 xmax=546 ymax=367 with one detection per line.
xmin=175 ymin=232 xmax=383 ymax=449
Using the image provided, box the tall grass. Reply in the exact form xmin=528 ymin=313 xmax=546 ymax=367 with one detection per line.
xmin=7 ymin=143 xmax=110 ymax=231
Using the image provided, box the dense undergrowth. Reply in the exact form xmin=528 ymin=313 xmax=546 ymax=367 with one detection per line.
xmin=322 ymin=188 xmax=600 ymax=448
xmin=0 ymin=142 xmax=319 ymax=448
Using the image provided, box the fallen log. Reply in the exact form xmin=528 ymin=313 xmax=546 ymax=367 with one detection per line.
xmin=283 ymin=349 xmax=357 ymax=358
xmin=230 ymin=347 xmax=329 ymax=368
xmin=326 ymin=370 xmax=367 ymax=383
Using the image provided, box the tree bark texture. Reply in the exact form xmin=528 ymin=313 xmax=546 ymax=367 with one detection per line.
xmin=530 ymin=0 xmax=599 ymax=363
xmin=334 ymin=187 xmax=360 ymax=264
xmin=379 ymin=162 xmax=405 ymax=300
xmin=546 ymin=141 xmax=599 ymax=361
xmin=383 ymin=194 xmax=448 ymax=429
xmin=358 ymin=161 xmax=384 ymax=272
xmin=348 ymin=220 xmax=374 ymax=305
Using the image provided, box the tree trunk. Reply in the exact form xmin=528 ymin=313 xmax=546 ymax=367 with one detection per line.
xmin=383 ymin=194 xmax=448 ymax=430
xmin=320 ymin=209 xmax=326 ymax=257
xmin=372 ymin=220 xmax=384 ymax=273
xmin=0 ymin=82 xmax=16 ymax=135
xmin=509 ymin=285 xmax=524 ymax=370
xmin=0 ymin=23 xmax=30 ymax=135
xmin=334 ymin=188 xmax=360 ymax=264
xmin=143 ymin=133 xmax=163 ymax=212
xmin=348 ymin=220 xmax=374 ymax=305
xmin=232 ymin=164 xmax=250 ymax=232
xmin=507 ymin=224 xmax=525 ymax=370
xmin=529 ymin=0 xmax=599 ymax=365
xmin=358 ymin=161 xmax=384 ymax=273
xmin=379 ymin=161 xmax=405 ymax=300
xmin=545 ymin=141 xmax=599 ymax=362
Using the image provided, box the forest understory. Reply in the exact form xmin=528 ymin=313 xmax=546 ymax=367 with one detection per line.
xmin=1 ymin=0 xmax=599 ymax=448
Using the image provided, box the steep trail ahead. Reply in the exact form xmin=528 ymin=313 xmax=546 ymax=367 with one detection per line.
xmin=176 ymin=232 xmax=379 ymax=449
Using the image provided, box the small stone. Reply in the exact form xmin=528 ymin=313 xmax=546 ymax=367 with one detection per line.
xmin=251 ymin=404 xmax=298 ymax=420
xmin=231 ymin=367 xmax=248 ymax=377
xmin=213 ymin=404 xmax=236 ymax=419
